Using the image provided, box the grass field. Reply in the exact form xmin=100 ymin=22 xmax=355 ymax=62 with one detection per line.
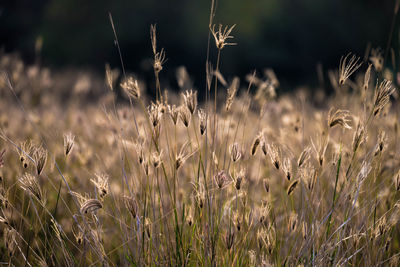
xmin=0 ymin=3 xmax=400 ymax=266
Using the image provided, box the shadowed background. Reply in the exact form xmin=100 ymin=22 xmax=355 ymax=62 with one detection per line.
xmin=0 ymin=0 xmax=397 ymax=92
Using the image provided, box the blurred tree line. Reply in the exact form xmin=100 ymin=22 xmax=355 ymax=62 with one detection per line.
xmin=0 ymin=0 xmax=396 ymax=91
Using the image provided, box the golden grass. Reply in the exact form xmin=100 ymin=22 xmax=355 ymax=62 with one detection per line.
xmin=0 ymin=10 xmax=399 ymax=266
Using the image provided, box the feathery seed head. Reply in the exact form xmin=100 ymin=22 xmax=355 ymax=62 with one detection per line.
xmin=251 ymin=134 xmax=261 ymax=156
xmin=168 ymin=104 xmax=179 ymax=125
xmin=339 ymin=53 xmax=362 ymax=85
xmin=32 ymin=145 xmax=47 ymax=175
xmin=120 ymin=76 xmax=141 ymax=99
xmin=175 ymin=141 xmax=191 ymax=170
xmin=234 ymin=168 xmax=246 ymax=190
xmin=230 ymin=142 xmax=242 ymax=162
xmin=210 ymin=24 xmax=237 ymax=50
xmin=373 ymin=79 xmax=395 ymax=116
xmin=352 ymin=123 xmax=366 ymax=152
xmin=328 ymin=108 xmax=352 ymax=129
xmin=151 ymin=150 xmax=163 ymax=168
xmin=226 ymin=77 xmax=239 ymax=111
xmin=179 ymin=106 xmax=191 ymax=127
xmin=259 ymin=202 xmax=272 ymax=224
xmin=105 ymin=63 xmax=119 ymax=91
xmin=394 ymin=171 xmax=400 ymax=191
xmin=267 ymin=144 xmax=281 ymax=170
xmin=136 ymin=143 xmax=145 ymax=165
xmin=91 ymin=173 xmax=109 ymax=199
xmin=80 ymin=199 xmax=103 ymax=214
xmin=282 ymin=158 xmax=292 ymax=181
xmin=18 ymin=140 xmax=33 ymax=169
xmin=193 ymin=183 xmax=205 ymax=209
xmin=370 ymin=48 xmax=384 ymax=72
xmin=4 ymin=228 xmax=17 ymax=257
xmin=182 ymin=90 xmax=197 ymax=114
xmin=288 ymin=212 xmax=298 ymax=232
xmin=148 ymin=102 xmax=162 ymax=127
xmin=363 ymin=64 xmax=372 ymax=90
xmin=301 ymin=164 xmax=317 ymax=191
xmin=150 ymin=24 xmax=167 ymax=74
xmin=0 ymin=149 xmax=5 ymax=168
xmin=63 ymin=132 xmax=75 ymax=156
xmin=198 ymin=108 xmax=207 ymax=135
xmin=311 ymin=135 xmax=328 ymax=166
xmin=19 ymin=173 xmax=43 ymax=202
xmin=287 ymin=179 xmax=299 ymax=195
xmin=214 ymin=170 xmax=229 ymax=189
xmin=374 ymin=131 xmax=387 ymax=156
xmin=297 ymin=146 xmax=311 ymax=167
xmin=124 ymin=195 xmax=139 ymax=218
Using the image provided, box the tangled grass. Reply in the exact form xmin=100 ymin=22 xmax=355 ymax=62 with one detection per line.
xmin=0 ymin=7 xmax=400 ymax=267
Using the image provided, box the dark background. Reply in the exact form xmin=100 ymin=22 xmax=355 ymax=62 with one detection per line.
xmin=0 ymin=0 xmax=397 ymax=92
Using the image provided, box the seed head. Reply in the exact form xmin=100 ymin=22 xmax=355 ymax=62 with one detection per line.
xmin=198 ymin=108 xmax=207 ymax=135
xmin=234 ymin=168 xmax=246 ymax=190
xmin=179 ymin=106 xmax=191 ymax=127
xmin=288 ymin=212 xmax=298 ymax=232
xmin=151 ymin=150 xmax=163 ymax=168
xmin=287 ymin=180 xmax=299 ymax=195
xmin=136 ymin=142 xmax=145 ymax=165
xmin=90 ymin=173 xmax=109 ymax=199
xmin=267 ymin=144 xmax=281 ymax=170
xmin=226 ymin=77 xmax=239 ymax=111
xmin=338 ymin=53 xmax=362 ymax=85
xmin=19 ymin=173 xmax=43 ymax=202
xmin=250 ymin=134 xmax=261 ymax=156
xmin=214 ymin=170 xmax=229 ymax=189
xmin=363 ymin=64 xmax=372 ymax=90
xmin=0 ymin=149 xmax=5 ymax=168
xmin=4 ymin=228 xmax=17 ymax=257
xmin=328 ymin=108 xmax=352 ymax=129
xmin=73 ymin=227 xmax=84 ymax=245
xmin=311 ymin=136 xmax=328 ymax=166
xmin=352 ymin=123 xmax=365 ymax=152
xmin=210 ymin=24 xmax=237 ymax=50
xmin=297 ymin=146 xmax=311 ymax=167
xmin=175 ymin=141 xmax=191 ymax=170
xmin=257 ymin=227 xmax=275 ymax=253
xmin=124 ymin=195 xmax=139 ymax=218
xmin=193 ymin=183 xmax=205 ymax=209
xmin=282 ymin=158 xmax=292 ymax=181
xmin=80 ymin=199 xmax=103 ymax=214
xmin=230 ymin=142 xmax=242 ymax=162
xmin=260 ymin=202 xmax=272 ymax=225
xmin=32 ymin=145 xmax=47 ymax=175
xmin=17 ymin=140 xmax=33 ymax=169
xmin=105 ymin=63 xmax=119 ymax=91
xmin=63 ymin=132 xmax=75 ymax=156
xmin=148 ymin=102 xmax=162 ymax=127
xmin=301 ymin=164 xmax=317 ymax=191
xmin=168 ymin=104 xmax=179 ymax=125
xmin=373 ymin=79 xmax=395 ymax=116
xmin=120 ymin=76 xmax=141 ymax=99
xmin=182 ymin=90 xmax=197 ymax=114
xmin=370 ymin=48 xmax=383 ymax=72
xmin=394 ymin=171 xmax=400 ymax=191
xmin=374 ymin=131 xmax=387 ymax=156
xmin=150 ymin=24 xmax=167 ymax=74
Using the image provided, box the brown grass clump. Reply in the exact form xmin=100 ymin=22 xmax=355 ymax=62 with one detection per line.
xmin=0 ymin=4 xmax=399 ymax=266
